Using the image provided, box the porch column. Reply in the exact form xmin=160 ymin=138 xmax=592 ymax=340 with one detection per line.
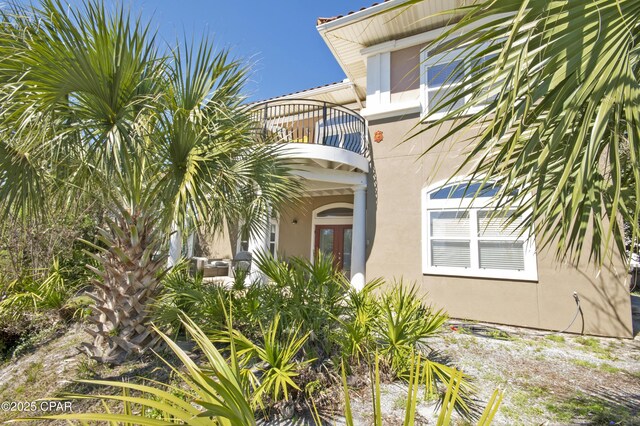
xmin=351 ymin=185 xmax=367 ymax=291
xmin=247 ymin=206 xmax=271 ymax=282
xmin=168 ymin=224 xmax=181 ymax=268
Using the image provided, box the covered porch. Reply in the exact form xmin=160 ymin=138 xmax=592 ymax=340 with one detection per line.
xmin=253 ymin=174 xmax=368 ymax=290
xmin=188 ymin=98 xmax=370 ymax=289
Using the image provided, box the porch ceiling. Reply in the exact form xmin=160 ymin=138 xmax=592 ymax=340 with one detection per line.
xmin=289 ymin=157 xmax=361 ymax=173
xmin=300 ymin=179 xmax=355 ymax=197
xmin=284 ymin=147 xmax=369 ymax=174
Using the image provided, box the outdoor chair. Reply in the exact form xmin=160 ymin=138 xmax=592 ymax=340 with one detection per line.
xmin=232 ymin=251 xmax=252 ymax=274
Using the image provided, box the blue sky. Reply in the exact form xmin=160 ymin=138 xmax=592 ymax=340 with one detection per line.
xmin=128 ymin=1 xmax=374 ymax=101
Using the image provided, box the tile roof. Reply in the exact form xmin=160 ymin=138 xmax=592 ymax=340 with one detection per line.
xmin=316 ymin=0 xmax=392 ymax=25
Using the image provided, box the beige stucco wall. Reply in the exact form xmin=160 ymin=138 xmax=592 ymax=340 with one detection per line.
xmin=364 ymin=114 xmax=633 ymax=338
xmin=278 ymin=194 xmax=354 ymax=259
xmin=196 ymin=223 xmax=234 ymax=260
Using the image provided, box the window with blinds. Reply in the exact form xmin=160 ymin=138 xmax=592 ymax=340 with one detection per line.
xmin=430 ymin=211 xmax=470 ymax=268
xmin=423 ymin=183 xmax=537 ymax=281
xmin=420 ymin=43 xmax=502 ymax=117
xmin=425 ymin=60 xmax=465 ymax=113
xmin=477 ymin=210 xmax=525 ymax=270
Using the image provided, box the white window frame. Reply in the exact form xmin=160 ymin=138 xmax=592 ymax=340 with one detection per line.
xmin=268 ymin=216 xmax=279 ymax=257
xmin=235 ymin=213 xmax=279 ymax=257
xmin=421 ymin=180 xmax=538 ymax=281
xmin=419 ymin=42 xmax=496 ymax=120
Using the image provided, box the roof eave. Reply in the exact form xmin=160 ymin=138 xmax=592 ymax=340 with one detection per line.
xmin=316 ymin=0 xmax=405 ymax=33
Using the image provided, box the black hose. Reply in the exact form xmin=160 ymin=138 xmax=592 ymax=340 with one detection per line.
xmin=539 ymin=292 xmax=584 ymax=336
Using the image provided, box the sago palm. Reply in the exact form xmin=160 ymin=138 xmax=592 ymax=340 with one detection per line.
xmin=398 ymin=0 xmax=640 ymax=265
xmin=0 ymin=0 xmax=296 ymax=363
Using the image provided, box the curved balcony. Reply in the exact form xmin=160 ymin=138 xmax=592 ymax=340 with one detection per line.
xmin=250 ymin=99 xmax=369 ymax=173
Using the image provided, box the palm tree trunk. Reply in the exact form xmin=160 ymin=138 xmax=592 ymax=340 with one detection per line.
xmin=80 ymin=208 xmax=167 ymax=364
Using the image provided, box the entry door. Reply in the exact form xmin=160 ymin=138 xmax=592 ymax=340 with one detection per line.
xmin=315 ymin=225 xmax=353 ymax=277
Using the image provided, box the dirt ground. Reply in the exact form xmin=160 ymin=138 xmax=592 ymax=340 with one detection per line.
xmin=1 ymin=318 xmax=639 ymax=425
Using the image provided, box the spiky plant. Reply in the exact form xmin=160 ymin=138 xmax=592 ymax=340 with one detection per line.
xmin=15 ymin=316 xmax=256 ymax=425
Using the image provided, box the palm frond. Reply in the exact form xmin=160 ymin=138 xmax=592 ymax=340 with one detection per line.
xmin=403 ymin=0 xmax=640 ymax=265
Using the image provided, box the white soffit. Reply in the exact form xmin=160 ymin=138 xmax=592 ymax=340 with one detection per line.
xmin=256 ymin=80 xmax=360 ymax=108
xmin=317 ymin=0 xmax=466 ymax=98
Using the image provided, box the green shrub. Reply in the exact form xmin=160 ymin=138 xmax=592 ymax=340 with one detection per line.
xmin=222 ymin=314 xmax=313 ymax=407
xmin=0 ymin=259 xmax=90 ymax=359
xmin=254 ymin=252 xmax=349 ymax=357
xmin=375 ymin=281 xmax=447 ymax=373
xmin=0 ymin=259 xmax=80 ymax=318
xmin=153 ymin=255 xmax=476 ymax=419
xmin=339 ymin=279 xmax=382 ymax=363
xmin=19 ymin=316 xmax=256 ymax=425
xmin=20 ymin=314 xmax=501 ymax=426
xmin=152 ymin=260 xmax=230 ymax=335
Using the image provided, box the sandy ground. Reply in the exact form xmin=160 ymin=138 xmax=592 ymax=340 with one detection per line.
xmin=1 ymin=317 xmax=639 ymax=425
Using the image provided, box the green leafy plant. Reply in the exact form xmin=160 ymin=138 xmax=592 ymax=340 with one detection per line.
xmin=372 ymin=282 xmax=476 ymax=418
xmin=253 ymin=252 xmax=349 ymax=357
xmin=152 ymin=260 xmax=230 ymax=335
xmin=215 ymin=313 xmax=312 ymax=408
xmin=252 ymin=316 xmax=312 ymax=405
xmin=341 ymin=350 xmax=504 ymax=426
xmin=148 ymin=258 xmax=475 ymax=418
xmin=0 ymin=258 xmax=86 ymax=321
xmin=339 ymin=279 xmax=382 ymax=363
xmin=375 ymin=282 xmax=447 ymax=373
xmin=14 ymin=316 xmax=256 ymax=425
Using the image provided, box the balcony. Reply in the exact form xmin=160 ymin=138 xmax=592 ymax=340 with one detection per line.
xmin=250 ymin=99 xmax=369 ymax=173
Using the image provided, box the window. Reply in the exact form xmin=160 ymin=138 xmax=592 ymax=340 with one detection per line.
xmin=420 ymin=44 xmax=498 ymax=118
xmin=268 ymin=217 xmax=278 ymax=256
xmin=422 ymin=181 xmax=537 ymax=281
xmin=238 ymin=227 xmax=249 ymax=253
xmin=236 ymin=213 xmax=278 ymax=256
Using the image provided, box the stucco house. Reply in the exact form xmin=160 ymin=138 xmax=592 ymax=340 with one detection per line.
xmin=195 ymin=0 xmax=634 ymax=338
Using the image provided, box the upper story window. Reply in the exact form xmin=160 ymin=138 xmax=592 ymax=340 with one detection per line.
xmin=420 ymin=45 xmax=497 ymax=118
xmin=422 ymin=181 xmax=538 ymax=281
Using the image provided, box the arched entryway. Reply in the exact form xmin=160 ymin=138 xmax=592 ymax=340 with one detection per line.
xmin=311 ymin=203 xmax=354 ymax=276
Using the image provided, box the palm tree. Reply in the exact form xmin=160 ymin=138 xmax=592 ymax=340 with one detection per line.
xmin=401 ymin=0 xmax=640 ymax=265
xmin=0 ymin=0 xmax=296 ymax=363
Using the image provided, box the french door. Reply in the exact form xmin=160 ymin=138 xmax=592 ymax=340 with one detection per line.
xmin=314 ymin=225 xmax=352 ymax=277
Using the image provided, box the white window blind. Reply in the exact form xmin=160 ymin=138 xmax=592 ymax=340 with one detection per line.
xmin=421 ymin=42 xmax=502 ymax=117
xmin=430 ymin=211 xmax=469 ymax=238
xmin=430 ymin=211 xmax=471 ymax=268
xmin=431 ymin=240 xmax=471 ymax=268
xmin=423 ymin=183 xmax=537 ymax=281
xmin=478 ymin=241 xmax=525 ymax=270
xmin=477 ymin=210 xmax=524 ymax=237
xmin=426 ymin=60 xmax=465 ymax=113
